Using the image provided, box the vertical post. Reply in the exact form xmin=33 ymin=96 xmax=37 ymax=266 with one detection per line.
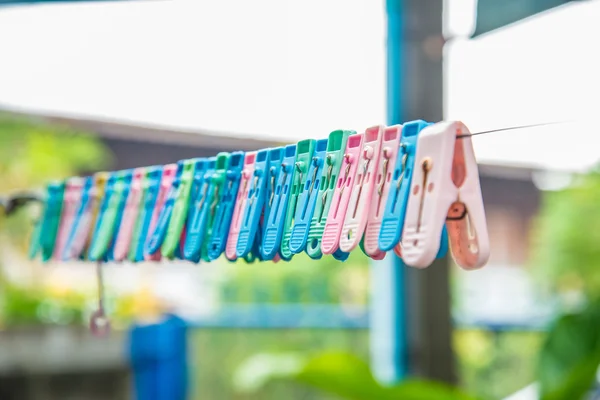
xmin=370 ymin=0 xmax=456 ymax=385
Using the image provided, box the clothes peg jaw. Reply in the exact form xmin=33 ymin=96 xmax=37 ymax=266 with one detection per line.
xmin=339 ymin=126 xmax=384 ymax=253
xmin=281 ymin=139 xmax=316 ymax=259
xmin=207 ymin=151 xmax=245 ymax=261
xmin=226 ymin=152 xmax=256 ymax=261
xmin=401 ymin=121 xmax=489 ymax=270
xmin=321 ymin=133 xmax=363 ymax=255
xmin=362 ymin=125 xmax=402 ymax=259
xmin=113 ymin=168 xmax=146 ymax=262
xmin=236 ymin=149 xmax=270 ymax=259
xmin=289 ymin=138 xmax=327 ymax=255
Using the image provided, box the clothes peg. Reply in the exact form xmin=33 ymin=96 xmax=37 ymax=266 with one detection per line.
xmin=53 ymin=177 xmax=84 ymax=261
xmin=361 ymin=125 xmax=402 ymax=260
xmin=189 ymin=153 xmax=230 ymax=263
xmin=339 ymin=127 xmax=384 ymax=253
xmin=88 ymin=171 xmax=126 ymax=262
xmin=144 ymin=164 xmax=178 ymax=261
xmin=261 ymin=144 xmax=297 ymax=261
xmin=304 ymin=130 xmax=352 ymax=260
xmin=379 ymin=120 xmax=431 ymax=252
xmin=321 ymin=133 xmax=363 ymax=256
xmin=113 ymin=168 xmax=146 ymax=262
xmin=162 ymin=159 xmax=199 ymax=259
xmin=226 ymin=152 xmax=257 ymax=261
xmin=64 ymin=173 xmax=108 ymax=261
xmin=236 ymin=149 xmax=270 ymax=259
xmin=130 ymin=166 xmax=163 ymax=262
xmin=401 ymin=121 xmax=489 ymax=270
xmin=35 ymin=181 xmax=65 ymax=262
xmin=106 ymin=170 xmax=134 ymax=262
xmin=145 ymin=163 xmax=184 ymax=259
xmin=207 ymin=151 xmax=244 ymax=261
xmin=289 ymin=138 xmax=327 ymax=254
xmin=183 ymin=157 xmax=217 ymax=263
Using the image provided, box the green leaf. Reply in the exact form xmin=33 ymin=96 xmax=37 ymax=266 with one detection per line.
xmin=234 ymin=351 xmax=480 ymax=400
xmin=538 ymin=300 xmax=600 ymax=400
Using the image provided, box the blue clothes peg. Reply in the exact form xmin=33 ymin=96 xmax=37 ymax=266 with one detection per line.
xmin=207 ymin=151 xmax=244 ymax=260
xmin=236 ymin=148 xmax=270 ymax=258
xmin=261 ymin=144 xmax=296 ymax=261
xmin=132 ymin=166 xmax=164 ymax=262
xmin=289 ymin=138 xmax=328 ymax=254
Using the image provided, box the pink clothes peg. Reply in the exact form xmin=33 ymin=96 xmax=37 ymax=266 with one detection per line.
xmin=226 ymin=152 xmax=256 ymax=261
xmin=321 ymin=133 xmax=363 ymax=255
xmin=400 ymin=121 xmax=489 ymax=270
xmin=339 ymin=126 xmax=384 ymax=253
xmin=113 ymin=168 xmax=145 ymax=261
xmin=145 ymin=164 xmax=177 ymax=262
xmin=363 ymin=125 xmax=402 ymax=260
xmin=53 ymin=178 xmax=84 ymax=260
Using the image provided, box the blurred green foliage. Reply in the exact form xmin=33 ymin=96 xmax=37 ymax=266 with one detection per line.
xmin=232 ymin=350 xmax=479 ymax=400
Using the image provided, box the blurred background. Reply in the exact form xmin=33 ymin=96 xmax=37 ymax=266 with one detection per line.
xmin=1 ymin=0 xmax=599 ymax=399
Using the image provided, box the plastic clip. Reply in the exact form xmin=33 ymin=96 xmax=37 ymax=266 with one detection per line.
xmin=183 ymin=157 xmax=217 ymax=262
xmin=289 ymin=138 xmax=327 ymax=254
xmin=261 ymin=144 xmax=297 ymax=260
xmin=129 ymin=166 xmax=163 ymax=262
xmin=106 ymin=170 xmax=134 ymax=261
xmin=339 ymin=126 xmax=383 ymax=252
xmin=361 ymin=125 xmax=402 ymax=259
xmin=401 ymin=121 xmax=489 ymax=269
xmin=225 ymin=152 xmax=256 ymax=261
xmin=88 ymin=173 xmax=119 ymax=261
xmin=162 ymin=159 xmax=200 ymax=259
xmin=321 ymin=133 xmax=363 ymax=256
xmin=53 ymin=177 xmax=84 ymax=261
xmin=236 ymin=149 xmax=270 ymax=259
xmin=113 ymin=168 xmax=146 ymax=262
xmin=62 ymin=176 xmax=94 ymax=261
xmin=36 ymin=181 xmax=65 ymax=262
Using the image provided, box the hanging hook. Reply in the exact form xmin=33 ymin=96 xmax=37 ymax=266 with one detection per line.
xmin=90 ymin=261 xmax=110 ymax=337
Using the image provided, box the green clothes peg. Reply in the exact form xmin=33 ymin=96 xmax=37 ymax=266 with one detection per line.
xmin=83 ymin=172 xmax=109 ymax=259
xmin=37 ymin=181 xmax=65 ymax=262
xmin=89 ymin=171 xmax=130 ymax=261
xmin=162 ymin=159 xmax=197 ymax=259
xmin=280 ymin=139 xmax=316 ymax=259
xmin=306 ymin=130 xmax=353 ymax=259
xmin=200 ymin=153 xmax=230 ymax=262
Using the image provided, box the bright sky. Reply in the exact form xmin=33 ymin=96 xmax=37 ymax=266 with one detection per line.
xmin=0 ymin=0 xmax=598 ymax=172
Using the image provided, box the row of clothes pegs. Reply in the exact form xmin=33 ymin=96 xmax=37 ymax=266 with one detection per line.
xmin=28 ymin=120 xmax=490 ymax=270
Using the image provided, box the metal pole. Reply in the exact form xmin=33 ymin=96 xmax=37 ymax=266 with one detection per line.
xmin=370 ymin=0 xmax=456 ymax=385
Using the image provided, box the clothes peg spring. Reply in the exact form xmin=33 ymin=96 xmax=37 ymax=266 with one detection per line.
xmin=183 ymin=157 xmax=217 ymax=263
xmin=321 ymin=133 xmax=363 ymax=256
xmin=236 ymin=149 xmax=270 ymax=259
xmin=401 ymin=121 xmax=489 ymax=269
xmin=113 ymin=168 xmax=146 ymax=262
xmin=280 ymin=139 xmax=316 ymax=259
xmin=261 ymin=144 xmax=297 ymax=261
xmin=207 ymin=151 xmax=244 ymax=261
xmin=226 ymin=152 xmax=257 ymax=261
xmin=339 ymin=126 xmax=383 ymax=252
xmin=361 ymin=125 xmax=402 ymax=260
